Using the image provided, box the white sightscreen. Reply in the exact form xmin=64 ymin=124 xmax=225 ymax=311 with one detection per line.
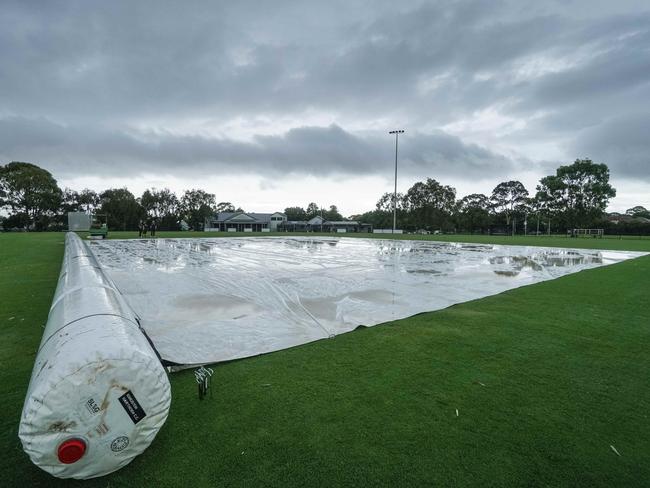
xmin=67 ymin=212 xmax=92 ymax=231
xmin=89 ymin=237 xmax=645 ymax=366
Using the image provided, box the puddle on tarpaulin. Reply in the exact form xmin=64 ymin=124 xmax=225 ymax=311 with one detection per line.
xmin=88 ymin=237 xmax=645 ymax=365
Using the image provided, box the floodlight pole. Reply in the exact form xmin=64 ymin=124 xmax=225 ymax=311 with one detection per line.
xmin=389 ymin=130 xmax=404 ymax=234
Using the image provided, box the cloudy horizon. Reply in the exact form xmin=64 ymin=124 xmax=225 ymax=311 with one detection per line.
xmin=1 ymin=0 xmax=649 ymax=216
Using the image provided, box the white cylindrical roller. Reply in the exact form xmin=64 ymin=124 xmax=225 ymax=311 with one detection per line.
xmin=19 ymin=232 xmax=171 ymax=479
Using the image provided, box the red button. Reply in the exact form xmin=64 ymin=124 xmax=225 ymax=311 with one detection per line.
xmin=57 ymin=438 xmax=87 ymax=464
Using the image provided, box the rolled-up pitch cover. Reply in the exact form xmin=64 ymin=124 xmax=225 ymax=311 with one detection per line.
xmin=19 ymin=233 xmax=171 ymax=479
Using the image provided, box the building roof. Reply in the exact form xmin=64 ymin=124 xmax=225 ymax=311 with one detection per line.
xmin=308 ymin=216 xmax=323 ymax=225
xmin=213 ymin=212 xmax=286 ymax=223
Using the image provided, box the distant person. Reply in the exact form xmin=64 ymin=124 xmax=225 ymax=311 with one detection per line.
xmin=150 ymin=220 xmax=157 ymax=237
xmin=138 ymin=220 xmax=146 ymax=238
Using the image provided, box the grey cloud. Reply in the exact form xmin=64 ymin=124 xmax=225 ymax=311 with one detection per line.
xmin=0 ymin=1 xmax=637 ymax=121
xmin=571 ymin=113 xmax=650 ymax=181
xmin=0 ymin=0 xmax=649 ymax=183
xmin=511 ymin=24 xmax=650 ymax=113
xmin=0 ymin=117 xmax=515 ymax=181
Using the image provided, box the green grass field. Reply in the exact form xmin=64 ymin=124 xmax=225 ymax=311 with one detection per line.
xmin=1 ymin=232 xmax=649 ymax=486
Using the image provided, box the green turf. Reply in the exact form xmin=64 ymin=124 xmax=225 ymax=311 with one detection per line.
xmin=1 ymin=232 xmax=649 ymax=487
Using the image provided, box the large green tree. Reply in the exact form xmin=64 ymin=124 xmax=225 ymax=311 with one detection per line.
xmin=180 ymin=189 xmax=216 ymax=230
xmin=284 ymin=206 xmax=307 ymax=221
xmin=403 ymin=178 xmax=456 ymax=231
xmin=140 ymin=188 xmax=180 ymax=230
xmin=376 ymin=192 xmax=405 ymax=213
xmin=456 ymin=193 xmax=491 ymax=232
xmin=0 ymin=162 xmax=63 ymax=230
xmin=99 ymin=188 xmax=144 ymax=230
xmin=374 ymin=192 xmax=406 ymax=229
xmin=536 ymin=159 xmax=616 ymax=229
xmin=322 ymin=205 xmax=343 ymax=221
xmin=626 ymin=206 xmax=650 ymax=218
xmin=490 ymin=180 xmax=529 ymax=227
xmin=61 ymin=188 xmax=82 ymax=213
xmin=77 ymin=189 xmax=100 ymax=213
xmin=305 ymin=202 xmax=320 ymax=219
xmin=216 ymin=202 xmax=236 ymax=213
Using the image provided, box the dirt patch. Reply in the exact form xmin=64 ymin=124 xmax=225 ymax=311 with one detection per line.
xmin=48 ymin=420 xmax=77 ymax=432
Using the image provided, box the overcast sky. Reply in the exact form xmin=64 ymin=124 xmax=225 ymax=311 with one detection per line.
xmin=1 ymin=0 xmax=649 ymax=215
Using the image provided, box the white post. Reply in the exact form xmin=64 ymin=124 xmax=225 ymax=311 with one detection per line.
xmin=388 ymin=129 xmax=404 ymax=234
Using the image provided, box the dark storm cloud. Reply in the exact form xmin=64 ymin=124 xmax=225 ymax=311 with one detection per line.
xmin=511 ymin=20 xmax=650 ymax=112
xmin=1 ymin=0 xmax=649 ymax=180
xmin=571 ymin=113 xmax=650 ymax=181
xmin=0 ymin=116 xmax=514 ymax=179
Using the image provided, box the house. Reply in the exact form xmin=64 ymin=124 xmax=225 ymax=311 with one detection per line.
xmin=279 ymin=216 xmax=372 ymax=233
xmin=205 ymin=212 xmax=287 ymax=232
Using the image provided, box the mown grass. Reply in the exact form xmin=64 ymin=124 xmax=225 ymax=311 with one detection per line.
xmin=1 ymin=231 xmax=649 ymax=487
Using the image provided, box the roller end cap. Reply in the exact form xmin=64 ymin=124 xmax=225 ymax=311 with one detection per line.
xmin=57 ymin=438 xmax=86 ymax=464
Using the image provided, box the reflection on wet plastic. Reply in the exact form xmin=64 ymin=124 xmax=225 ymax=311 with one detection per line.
xmin=489 ymin=250 xmax=605 ymax=276
xmin=89 ymin=237 xmax=645 ymax=366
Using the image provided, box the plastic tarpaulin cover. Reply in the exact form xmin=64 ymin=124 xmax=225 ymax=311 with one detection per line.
xmin=20 ymin=233 xmax=171 ymax=479
xmin=89 ymin=237 xmax=645 ymax=366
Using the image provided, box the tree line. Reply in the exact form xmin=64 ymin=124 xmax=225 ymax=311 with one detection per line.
xmin=1 ymin=159 xmax=648 ymax=234
xmin=356 ymin=159 xmax=646 ymax=235
xmin=0 ymin=162 xmax=226 ymax=231
xmin=283 ymin=204 xmax=343 ymax=222
xmin=0 ymin=161 xmax=346 ymax=231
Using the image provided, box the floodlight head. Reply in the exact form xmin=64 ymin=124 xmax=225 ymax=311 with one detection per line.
xmin=388 ymin=129 xmax=405 ymax=134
